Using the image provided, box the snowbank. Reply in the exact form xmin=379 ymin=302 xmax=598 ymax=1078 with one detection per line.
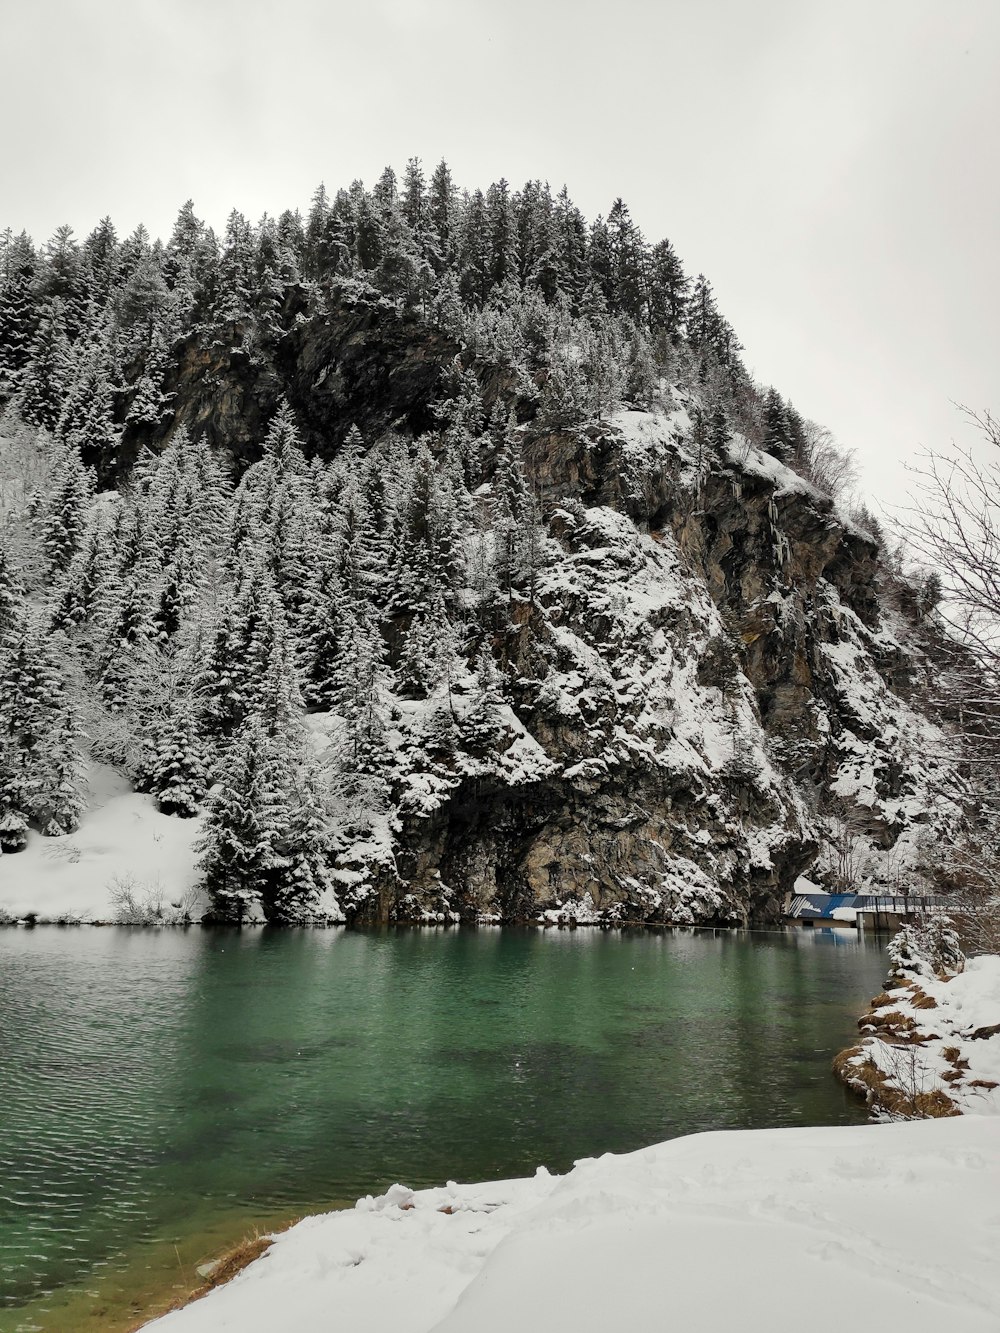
xmin=145 ymin=1117 xmax=1000 ymax=1333
xmin=837 ymin=955 xmax=1000 ymax=1117
xmin=0 ymin=762 xmax=206 ymax=924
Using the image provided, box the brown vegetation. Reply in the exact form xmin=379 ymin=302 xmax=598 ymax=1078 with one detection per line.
xmin=832 ymin=1045 xmax=959 ymax=1120
xmin=126 ymin=1230 xmax=275 ymax=1332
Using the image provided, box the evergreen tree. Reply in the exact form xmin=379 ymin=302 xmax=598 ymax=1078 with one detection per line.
xmin=146 ymin=693 xmax=209 ymax=817
xmin=17 ymin=299 xmax=72 ymax=430
xmin=761 ymin=387 xmax=793 ymax=462
xmin=196 ymin=716 xmax=284 ymax=923
xmin=56 ymin=312 xmax=121 ymax=476
xmin=34 ymin=225 xmax=89 ymax=334
xmin=0 ymin=539 xmax=25 ymax=640
xmin=428 ymin=159 xmax=459 ymax=273
xmin=31 ymin=438 xmax=96 ymax=575
xmin=462 ymin=641 xmax=507 ymax=750
xmin=0 ymin=615 xmax=82 ymax=836
xmin=0 ymin=230 xmax=39 ymax=400
xmin=268 ymin=765 xmax=340 ymax=923
xmin=648 ymin=238 xmax=688 ymax=338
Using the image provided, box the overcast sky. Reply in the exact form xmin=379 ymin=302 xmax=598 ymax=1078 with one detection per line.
xmin=4 ymin=0 xmax=998 ymax=510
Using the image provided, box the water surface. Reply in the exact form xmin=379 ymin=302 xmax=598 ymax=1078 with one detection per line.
xmin=0 ymin=925 xmax=886 ymax=1331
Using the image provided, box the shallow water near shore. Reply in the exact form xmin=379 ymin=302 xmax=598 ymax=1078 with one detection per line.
xmin=0 ymin=924 xmax=886 ymax=1332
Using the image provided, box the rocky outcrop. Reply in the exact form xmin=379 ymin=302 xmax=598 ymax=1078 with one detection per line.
xmin=130 ymin=284 xmax=458 ymax=472
xmin=347 ymin=405 xmax=961 ymax=927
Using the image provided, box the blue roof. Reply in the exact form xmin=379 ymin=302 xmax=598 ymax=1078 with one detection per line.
xmin=787 ymin=892 xmax=947 ymax=919
xmin=788 ymin=893 xmax=856 ymax=919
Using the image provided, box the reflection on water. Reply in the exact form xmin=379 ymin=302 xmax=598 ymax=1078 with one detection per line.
xmin=0 ymin=924 xmax=886 ymax=1330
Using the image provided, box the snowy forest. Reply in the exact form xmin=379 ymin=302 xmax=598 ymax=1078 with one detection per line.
xmin=0 ymin=160 xmax=963 ymax=928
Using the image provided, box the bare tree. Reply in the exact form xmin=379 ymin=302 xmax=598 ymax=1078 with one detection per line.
xmin=899 ymin=407 xmax=1000 ymax=949
xmin=798 ymin=420 xmax=859 ymax=500
xmin=903 ymin=408 xmax=1000 ymax=669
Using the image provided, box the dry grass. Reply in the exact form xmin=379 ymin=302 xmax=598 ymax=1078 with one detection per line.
xmin=125 ymin=1230 xmax=276 ymax=1332
xmin=199 ymin=1233 xmax=273 ymax=1290
xmin=832 ymin=1046 xmax=959 ymax=1120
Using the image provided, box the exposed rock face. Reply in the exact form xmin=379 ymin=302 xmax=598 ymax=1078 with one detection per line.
xmin=347 ymin=407 xmax=961 ymax=927
xmin=135 ymin=287 xmax=457 ymax=471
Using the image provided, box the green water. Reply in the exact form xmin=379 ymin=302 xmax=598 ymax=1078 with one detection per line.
xmin=0 ymin=925 xmax=886 ymax=1330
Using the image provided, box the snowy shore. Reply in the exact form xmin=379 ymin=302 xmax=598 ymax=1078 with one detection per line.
xmin=0 ymin=764 xmax=205 ymax=925
xmin=142 ymin=1116 xmax=1000 ymax=1333
xmin=835 ymin=954 xmax=1000 ymax=1117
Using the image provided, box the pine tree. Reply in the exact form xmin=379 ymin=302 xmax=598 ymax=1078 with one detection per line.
xmin=51 ymin=508 xmax=114 ymax=633
xmin=267 ymin=765 xmax=341 ymax=923
xmin=761 ymin=387 xmax=793 ymax=462
xmin=462 ymin=641 xmax=507 ymax=750
xmin=34 ymin=225 xmax=89 ymax=334
xmin=0 ymin=616 xmax=82 ymax=836
xmin=146 ymin=693 xmax=209 ymax=817
xmin=459 ymin=190 xmax=491 ymax=307
xmin=648 ymin=238 xmax=688 ymax=339
xmin=492 ymin=414 xmax=531 ymax=596
xmin=0 ymin=539 xmax=24 ymax=640
xmin=17 ymin=299 xmax=72 ymax=430
xmin=196 ymin=716 xmax=284 ymax=923
xmin=56 ymin=313 xmax=121 ymax=477
xmin=31 ymin=438 xmax=96 ymax=575
xmin=428 ymin=159 xmax=458 ymax=273
xmin=0 ymin=230 xmax=39 ymax=400
xmin=607 ymin=198 xmax=648 ymax=320
xmin=486 ymin=178 xmax=519 ymax=289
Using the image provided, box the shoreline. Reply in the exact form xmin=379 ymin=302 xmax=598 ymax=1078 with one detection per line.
xmin=4 ymin=1201 xmax=346 ymax=1333
xmin=0 ymin=913 xmax=886 ymax=934
xmin=136 ymin=1118 xmax=1000 ymax=1333
xmin=833 ymin=954 xmax=1000 ymax=1118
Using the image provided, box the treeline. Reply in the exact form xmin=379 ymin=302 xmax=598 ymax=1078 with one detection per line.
xmin=0 ymin=160 xmax=806 ymax=481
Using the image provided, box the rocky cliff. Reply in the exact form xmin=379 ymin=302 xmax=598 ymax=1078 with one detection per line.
xmin=338 ymin=403 xmax=961 ymax=928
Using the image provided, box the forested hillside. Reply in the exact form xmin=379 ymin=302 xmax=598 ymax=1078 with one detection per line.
xmin=0 ymin=162 xmax=964 ymax=926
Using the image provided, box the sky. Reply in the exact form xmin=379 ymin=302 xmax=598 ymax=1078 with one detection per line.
xmin=3 ymin=0 xmax=999 ymax=512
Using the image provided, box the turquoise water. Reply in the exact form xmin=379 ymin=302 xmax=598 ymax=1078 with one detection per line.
xmin=0 ymin=925 xmax=886 ymax=1329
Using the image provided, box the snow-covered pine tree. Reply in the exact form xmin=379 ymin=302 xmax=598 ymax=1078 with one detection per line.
xmin=196 ymin=715 xmax=284 ymax=923
xmin=761 ymin=387 xmax=793 ymax=463
xmin=0 ymin=614 xmax=83 ymax=837
xmin=145 ymin=692 xmax=209 ymax=817
xmin=267 ymin=764 xmax=341 ymax=924
xmin=30 ymin=437 xmax=96 ymax=575
xmin=462 ymin=641 xmax=507 ymax=751
xmin=56 ymin=310 xmax=121 ymax=477
xmin=16 ymin=299 xmax=72 ymax=430
xmin=0 ymin=538 xmax=25 ymax=639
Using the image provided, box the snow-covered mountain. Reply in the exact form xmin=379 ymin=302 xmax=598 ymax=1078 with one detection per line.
xmin=0 ymin=174 xmax=966 ymax=926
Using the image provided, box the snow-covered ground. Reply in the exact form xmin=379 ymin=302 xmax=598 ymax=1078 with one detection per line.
xmin=0 ymin=761 xmax=206 ymax=923
xmin=838 ymin=955 xmax=1000 ymax=1117
xmin=145 ymin=1117 xmax=1000 ymax=1333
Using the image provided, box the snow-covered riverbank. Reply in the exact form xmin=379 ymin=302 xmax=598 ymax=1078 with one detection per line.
xmin=836 ymin=954 xmax=1000 ymax=1117
xmin=144 ymin=1117 xmax=1000 ymax=1333
xmin=0 ymin=763 xmax=205 ymax=924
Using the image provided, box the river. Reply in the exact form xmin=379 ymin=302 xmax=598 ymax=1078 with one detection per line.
xmin=0 ymin=924 xmax=886 ymax=1332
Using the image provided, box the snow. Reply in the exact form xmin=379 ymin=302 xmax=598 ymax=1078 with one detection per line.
xmin=844 ymin=954 xmax=1000 ymax=1116
xmin=145 ymin=1116 xmax=1000 ymax=1333
xmin=723 ymin=434 xmax=827 ymax=503
xmin=0 ymin=761 xmax=206 ymax=923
